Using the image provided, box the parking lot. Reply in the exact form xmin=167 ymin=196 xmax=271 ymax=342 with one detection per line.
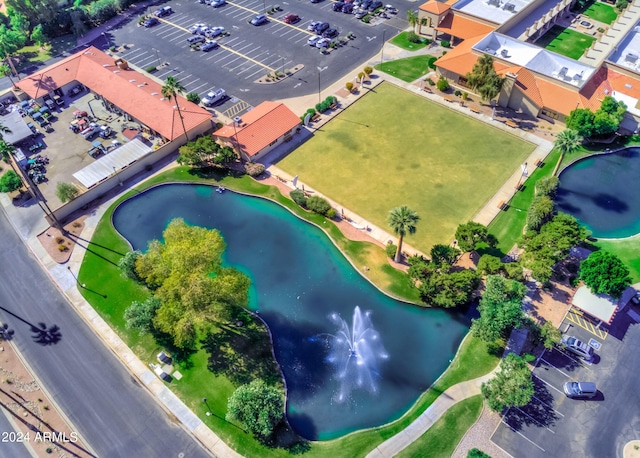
xmin=491 ymin=302 xmax=640 ymax=457
xmin=103 ymin=0 xmax=410 ymax=113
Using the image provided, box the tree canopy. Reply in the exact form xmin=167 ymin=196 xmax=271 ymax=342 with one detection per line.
xmin=0 ymin=170 xmax=21 ymax=193
xmin=580 ymin=250 xmax=631 ymax=298
xmin=455 ymin=221 xmax=496 ymax=252
xmin=177 ymin=135 xmax=236 ymax=167
xmin=387 ymin=206 xmax=419 ymax=262
xmin=481 ymin=353 xmax=534 ymax=412
xmin=566 ymin=96 xmax=626 ymax=139
xmin=226 ymin=379 xmax=283 ymax=439
xmin=408 ymin=256 xmax=480 ymax=308
xmin=552 ymin=129 xmax=583 ymax=176
xmin=134 ymin=218 xmax=250 ymax=349
xmin=465 ymin=55 xmax=505 ymax=101
xmin=471 ymin=275 xmax=526 ymax=342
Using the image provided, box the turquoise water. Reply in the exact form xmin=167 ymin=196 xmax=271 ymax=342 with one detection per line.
xmin=557 ymin=148 xmax=640 ymax=238
xmin=112 ymin=183 xmax=469 ymax=440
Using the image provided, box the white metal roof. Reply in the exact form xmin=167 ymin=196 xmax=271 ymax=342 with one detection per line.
xmin=454 ymin=0 xmax=533 ymax=25
xmin=73 ymin=138 xmax=151 ymax=188
xmin=2 ymin=110 xmax=34 ymax=145
xmin=571 ymin=286 xmax=618 ymax=324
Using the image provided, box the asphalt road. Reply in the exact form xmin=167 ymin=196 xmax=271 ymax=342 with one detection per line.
xmin=101 ymin=0 xmax=410 ymax=109
xmin=0 ymin=409 xmax=31 ymax=457
xmin=0 ymin=210 xmax=210 ymax=458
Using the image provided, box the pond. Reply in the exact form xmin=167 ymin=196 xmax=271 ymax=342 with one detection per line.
xmin=112 ymin=183 xmax=469 ymax=440
xmin=556 ymin=148 xmax=640 ymax=239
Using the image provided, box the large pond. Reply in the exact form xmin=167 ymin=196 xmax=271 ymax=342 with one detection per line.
xmin=556 ymin=148 xmax=640 ymax=239
xmin=112 ymin=184 xmax=469 ymax=440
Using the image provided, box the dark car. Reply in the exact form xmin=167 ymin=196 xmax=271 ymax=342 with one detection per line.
xmin=143 ymin=17 xmax=159 ymax=27
xmin=342 ymin=4 xmax=354 ymax=13
xmin=154 ymin=6 xmax=173 ymax=17
xmin=332 ymin=2 xmax=344 ymax=11
xmin=310 ymin=0 xmax=322 ymax=3
xmin=250 ymin=14 xmax=268 ymax=25
xmin=362 ymin=0 xmax=372 ymax=9
xmin=313 ymin=21 xmax=330 ymax=33
xmin=323 ymin=27 xmax=339 ymax=38
xmin=283 ymin=13 xmax=300 ymax=23
xmin=368 ymin=0 xmax=383 ymax=10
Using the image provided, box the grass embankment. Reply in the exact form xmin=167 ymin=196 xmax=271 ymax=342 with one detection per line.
xmin=375 ymin=55 xmax=436 ymax=82
xmin=583 ymin=1 xmax=617 ymax=24
xmin=78 ymin=167 xmax=499 ymax=457
xmin=279 ymin=83 xmax=534 ymax=253
xmin=536 ymin=26 xmax=596 ymax=60
xmin=390 ymin=32 xmax=430 ymax=51
xmin=396 ymin=395 xmax=484 ymax=458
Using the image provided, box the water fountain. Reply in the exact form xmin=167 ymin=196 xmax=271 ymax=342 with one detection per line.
xmin=322 ymin=306 xmax=388 ymax=402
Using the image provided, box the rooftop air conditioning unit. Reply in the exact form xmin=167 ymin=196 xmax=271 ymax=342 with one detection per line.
xmin=233 ymin=116 xmax=242 ymax=126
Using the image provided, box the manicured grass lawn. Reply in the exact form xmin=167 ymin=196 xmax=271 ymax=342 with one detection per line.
xmin=15 ymin=35 xmax=76 ymax=71
xmin=537 ymin=26 xmax=596 ymax=60
xmin=396 ymin=395 xmax=484 ymax=458
xmin=595 ymin=236 xmax=640 ymax=283
xmin=583 ymin=1 xmax=617 ymax=24
xmin=375 ymin=55 xmax=436 ymax=82
xmin=279 ymin=83 xmax=535 ymax=253
xmin=78 ymin=167 xmax=499 ymax=458
xmin=390 ymin=32 xmax=429 ymax=51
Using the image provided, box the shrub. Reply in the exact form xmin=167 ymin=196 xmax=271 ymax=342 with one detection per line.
xmin=55 ymin=236 xmax=65 ymax=244
xmin=301 ymin=108 xmax=316 ymax=122
xmin=454 ymin=89 xmax=462 ymax=97
xmin=363 ymin=66 xmax=373 ymax=75
xmin=326 ymin=208 xmax=337 ymax=219
xmin=244 ymin=162 xmax=265 ymax=177
xmin=406 ymin=31 xmax=421 ymax=43
xmin=436 ymin=76 xmax=450 ymax=92
xmin=56 ymin=182 xmax=79 ymax=203
xmin=346 ymin=81 xmax=354 ymax=92
xmin=145 ymin=66 xmax=156 ymax=73
xmin=118 ymin=250 xmax=142 ymax=282
xmin=0 ymin=170 xmax=21 ymax=193
xmin=186 ymin=92 xmax=201 ymax=104
xmin=385 ymin=243 xmax=397 ymax=259
xmin=477 ymin=254 xmax=504 ymax=275
xmin=535 ymin=176 xmax=559 ymax=198
xmin=109 ymin=45 xmax=116 ymax=52
xmin=427 ymin=77 xmax=435 ymax=86
xmin=358 ymin=71 xmax=366 ymax=81
xmin=597 ymin=27 xmax=605 ymax=33
xmin=426 ymin=55 xmax=437 ymax=70
xmin=306 ymin=196 xmax=332 ymax=215
xmin=616 ymin=0 xmax=628 ymax=11
xmin=362 ymin=14 xmax=371 ymax=23
xmin=57 ymin=244 xmax=68 ymax=252
xmin=440 ymin=40 xmax=451 ymax=48
xmin=290 ymin=189 xmax=307 ymax=207
xmin=462 ymin=92 xmax=469 ymax=100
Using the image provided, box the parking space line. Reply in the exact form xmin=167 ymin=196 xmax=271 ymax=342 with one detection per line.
xmin=500 ymin=419 xmax=545 ymax=452
xmin=230 ymin=61 xmax=257 ymax=73
xmin=245 ymin=67 xmax=266 ymax=79
xmin=513 ymin=407 xmax=555 ymax=433
xmin=226 ymin=1 xmax=316 ymax=35
xmin=531 ymin=395 xmax=564 ymax=417
xmin=538 ymin=358 xmax=572 ymax=378
xmin=189 ymin=82 xmax=208 ymax=93
xmin=566 ymin=308 xmax=609 ymax=340
xmin=532 ymin=373 xmax=564 ymax=395
xmin=294 ymin=34 xmax=310 ymax=44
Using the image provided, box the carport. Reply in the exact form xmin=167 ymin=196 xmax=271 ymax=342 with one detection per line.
xmin=72 ymin=139 xmax=151 ymax=189
xmin=571 ymin=286 xmax=618 ymax=325
xmin=1 ymin=111 xmax=34 ymax=145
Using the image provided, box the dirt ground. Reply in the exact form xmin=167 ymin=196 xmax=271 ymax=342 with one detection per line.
xmin=0 ymin=339 xmax=93 ymax=457
xmin=36 ymin=217 xmax=86 ymax=264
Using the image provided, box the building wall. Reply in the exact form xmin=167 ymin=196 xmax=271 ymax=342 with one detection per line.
xmin=505 ymin=86 xmax=541 ymax=118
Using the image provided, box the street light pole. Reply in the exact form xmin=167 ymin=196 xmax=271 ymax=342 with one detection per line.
xmin=381 ymin=29 xmax=386 ymax=64
xmin=281 ymin=57 xmax=285 ymax=76
xmin=153 ymin=48 xmax=160 ymax=67
xmin=113 ymin=166 xmax=123 ymax=186
xmin=202 ymin=398 xmax=213 ymax=416
xmin=102 ymin=32 xmax=109 ymax=49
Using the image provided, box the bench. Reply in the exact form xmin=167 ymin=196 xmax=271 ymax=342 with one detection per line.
xmin=444 ymin=96 xmax=454 ymax=103
xmin=469 ymin=106 xmax=480 ymax=114
xmin=423 ymin=87 xmax=433 ymax=93
xmin=505 ymin=120 xmax=518 ymax=128
xmin=534 ymin=158 xmax=543 ymax=167
xmin=497 ymin=200 xmax=507 ymax=210
xmin=311 ymin=113 xmax=321 ymax=122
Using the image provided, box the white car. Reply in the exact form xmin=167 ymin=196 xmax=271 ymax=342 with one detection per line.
xmin=205 ymin=26 xmax=225 ymax=37
xmin=561 ymin=335 xmax=594 ymax=360
xmin=201 ymin=40 xmax=219 ymax=51
xmin=307 ymin=35 xmax=322 ymax=46
xmin=189 ymin=23 xmax=208 ymax=34
xmin=307 ymin=21 xmax=320 ymax=31
xmin=202 ymin=89 xmax=227 ymax=106
xmin=315 ymin=37 xmax=330 ymax=48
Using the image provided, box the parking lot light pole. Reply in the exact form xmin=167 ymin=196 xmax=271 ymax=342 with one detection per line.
xmin=153 ymin=48 xmax=160 ymax=67
xmin=262 ymin=0 xmax=266 ymax=13
xmin=102 ymin=32 xmax=109 ymax=49
xmin=381 ymin=30 xmax=386 ymax=64
xmin=202 ymin=398 xmax=212 ymax=416
xmin=281 ymin=57 xmax=285 ymax=76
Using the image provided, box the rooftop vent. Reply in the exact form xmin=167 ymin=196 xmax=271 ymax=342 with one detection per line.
xmin=129 ymin=79 xmax=136 ymax=83
xmin=151 ymin=92 xmax=159 ymax=96
xmin=114 ymin=70 xmax=120 ymax=74
xmin=233 ymin=116 xmax=242 ymax=126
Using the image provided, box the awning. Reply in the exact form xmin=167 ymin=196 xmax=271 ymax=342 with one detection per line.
xmin=1 ymin=111 xmax=34 ymax=145
xmin=72 ymin=138 xmax=152 ymax=188
xmin=571 ymin=286 xmax=618 ymax=324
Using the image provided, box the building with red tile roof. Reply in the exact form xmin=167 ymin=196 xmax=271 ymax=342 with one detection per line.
xmin=15 ymin=46 xmax=212 ymax=142
xmin=213 ymin=101 xmax=301 ymax=162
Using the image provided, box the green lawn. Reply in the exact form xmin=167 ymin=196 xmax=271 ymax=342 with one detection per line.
xmin=15 ymin=35 xmax=76 ymax=71
xmin=595 ymin=236 xmax=640 ymax=283
xmin=78 ymin=167 xmax=499 ymax=458
xmin=537 ymin=26 xmax=596 ymax=60
xmin=396 ymin=395 xmax=484 ymax=458
xmin=583 ymin=1 xmax=617 ymax=24
xmin=390 ymin=32 xmax=429 ymax=51
xmin=375 ymin=55 xmax=436 ymax=82
xmin=279 ymin=83 xmax=535 ymax=253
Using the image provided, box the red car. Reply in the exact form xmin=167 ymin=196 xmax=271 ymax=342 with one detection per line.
xmin=283 ymin=13 xmax=300 ymax=24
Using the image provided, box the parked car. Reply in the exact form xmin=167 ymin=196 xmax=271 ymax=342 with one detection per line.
xmin=250 ymin=14 xmax=268 ymax=25
xmin=332 ymin=2 xmax=344 ymax=11
xmin=154 ymin=6 xmax=173 ymax=17
xmin=189 ymin=23 xmax=207 ymax=33
xmin=211 ymin=0 xmax=226 ymax=7
xmin=354 ymin=9 xmax=367 ymax=18
xmin=313 ymin=21 xmax=330 ymax=33
xmin=187 ymin=35 xmax=206 ymax=44
xmin=342 ymin=4 xmax=354 ymax=13
xmin=201 ymin=40 xmax=219 ymax=51
xmin=310 ymin=0 xmax=322 ymax=3
xmin=362 ymin=0 xmax=372 ymax=9
xmin=315 ymin=37 xmax=330 ymax=48
xmin=205 ymin=26 xmax=225 ymax=37
xmin=307 ymin=20 xmax=320 ymax=31
xmin=143 ymin=17 xmax=159 ymax=27
xmin=81 ymin=123 xmax=101 ymax=140
xmin=368 ymin=0 xmax=383 ymax=11
xmin=561 ymin=335 xmax=594 ymax=360
xmin=384 ymin=4 xmax=398 ymax=13
xmin=563 ymin=381 xmax=597 ymax=398
xmin=283 ymin=14 xmax=299 ymax=23
xmin=307 ymin=35 xmax=322 ymax=46
xmin=202 ymin=89 xmax=227 ymax=106
xmin=323 ymin=27 xmax=339 ymax=38
xmin=631 ymin=291 xmax=640 ymax=305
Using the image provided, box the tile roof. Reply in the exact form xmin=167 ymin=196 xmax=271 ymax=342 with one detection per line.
xmin=16 ymin=47 xmax=212 ymax=141
xmin=420 ymin=0 xmax=451 ymax=14
xmin=436 ymin=35 xmax=509 ymax=77
xmin=435 ymin=14 xmax=494 ymax=39
xmin=214 ymin=101 xmax=301 ymax=157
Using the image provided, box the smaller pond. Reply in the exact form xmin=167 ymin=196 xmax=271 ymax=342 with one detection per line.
xmin=556 ymin=148 xmax=640 ymax=238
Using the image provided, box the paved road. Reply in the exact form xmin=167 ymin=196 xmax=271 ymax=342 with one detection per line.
xmin=0 ymin=210 xmax=210 ymax=458
xmin=0 ymin=408 xmax=32 ymax=457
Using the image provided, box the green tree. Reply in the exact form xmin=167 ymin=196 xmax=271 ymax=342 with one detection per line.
xmin=186 ymin=92 xmax=200 ymax=104
xmin=481 ymin=353 xmax=534 ymax=412
xmin=471 ymin=275 xmax=526 ymax=342
xmin=535 ymin=175 xmax=559 ymax=198
xmin=566 ymin=108 xmax=595 ymax=138
xmin=580 ymin=250 xmax=631 ymax=298
xmin=526 ymin=195 xmax=554 ymax=232
xmin=419 ymin=268 xmax=480 ymax=308
xmin=0 ymin=140 xmax=15 ymax=160
xmin=0 ymin=24 xmax=27 ymax=59
xmin=55 ymin=182 xmax=79 ymax=202
xmin=226 ymin=379 xmax=283 ymax=439
xmin=124 ymin=297 xmax=161 ymax=335
xmin=430 ymin=243 xmax=460 ymax=265
xmin=290 ymin=189 xmax=307 ymax=207
xmin=552 ymin=129 xmax=583 ymax=176
xmin=0 ymin=64 xmax=15 ymax=87
xmin=455 ymin=221 xmax=495 ymax=252
xmin=436 ymin=76 xmax=449 ymax=92
xmin=30 ymin=24 xmax=46 ymax=47
xmin=387 ymin=206 xmax=420 ymax=263
xmin=476 ymin=254 xmax=504 ymax=276
xmin=406 ymin=9 xmax=419 ymax=33
xmin=162 ymin=76 xmax=188 ymax=141
xmin=6 ymin=0 xmax=58 ymax=29
xmin=539 ymin=321 xmax=561 ymax=350
xmin=118 ymin=250 xmax=142 ymax=282
xmin=8 ymin=9 xmax=30 ymax=36
xmin=306 ymin=195 xmax=332 ymax=215
xmin=465 ymin=55 xmax=505 ymax=102
xmin=468 ymin=449 xmax=492 ymax=458
xmin=0 ymin=170 xmax=21 ymax=192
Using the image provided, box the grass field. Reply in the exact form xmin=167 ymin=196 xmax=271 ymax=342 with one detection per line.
xmin=15 ymin=35 xmax=76 ymax=71
xmin=390 ymin=32 xmax=429 ymax=51
xmin=583 ymin=1 xmax=617 ymax=24
xmin=596 ymin=236 xmax=640 ymax=283
xmin=375 ymin=55 xmax=436 ymax=82
xmin=537 ymin=26 xmax=596 ymax=60
xmin=396 ymin=395 xmax=484 ymax=458
xmin=279 ymin=83 xmax=535 ymax=253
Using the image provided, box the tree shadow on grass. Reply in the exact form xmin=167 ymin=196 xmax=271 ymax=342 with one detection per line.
xmin=187 ymin=166 xmax=245 ymax=181
xmin=150 ymin=328 xmax=197 ymax=370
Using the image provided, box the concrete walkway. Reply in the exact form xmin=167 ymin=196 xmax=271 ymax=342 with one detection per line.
xmin=366 ymin=368 xmax=499 ymax=458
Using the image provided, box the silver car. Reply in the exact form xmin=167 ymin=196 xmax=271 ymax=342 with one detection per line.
xmin=561 ymin=335 xmax=594 ymax=360
xmin=563 ymin=381 xmax=597 ymax=398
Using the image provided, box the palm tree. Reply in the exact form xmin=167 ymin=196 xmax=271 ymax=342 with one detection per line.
xmin=0 ymin=64 xmax=15 ymax=88
xmin=0 ymin=122 xmax=11 ymax=141
xmin=552 ymin=129 xmax=583 ymax=176
xmin=387 ymin=206 xmax=420 ymax=263
xmin=407 ymin=10 xmax=419 ymax=33
xmin=161 ymin=76 xmax=189 ymax=142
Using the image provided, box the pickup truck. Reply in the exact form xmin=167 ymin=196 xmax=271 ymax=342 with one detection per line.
xmin=202 ymin=89 xmax=226 ymax=106
xmin=81 ymin=123 xmax=101 ymax=140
